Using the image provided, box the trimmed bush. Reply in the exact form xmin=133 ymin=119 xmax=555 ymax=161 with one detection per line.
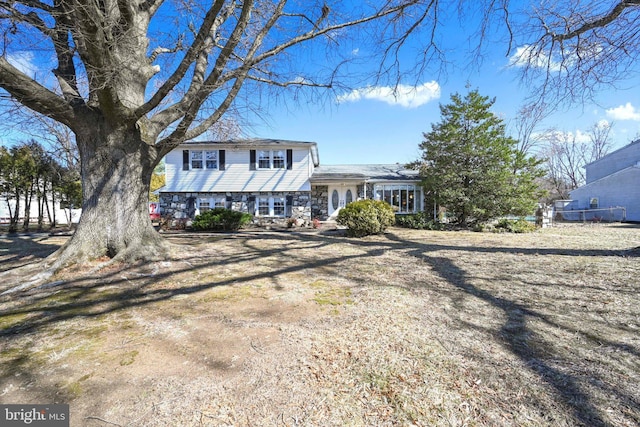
xmin=395 ymin=212 xmax=444 ymax=230
xmin=336 ymin=200 xmax=395 ymax=237
xmin=493 ymin=218 xmax=536 ymax=233
xmin=191 ymin=208 xmax=252 ymax=231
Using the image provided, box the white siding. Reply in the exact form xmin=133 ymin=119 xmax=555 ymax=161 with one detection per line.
xmin=586 ymin=139 xmax=640 ymax=184
xmin=164 ymin=145 xmax=312 ymax=193
xmin=569 ymin=166 xmax=640 ymax=221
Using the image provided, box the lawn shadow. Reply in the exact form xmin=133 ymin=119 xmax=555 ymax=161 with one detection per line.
xmin=0 ymin=234 xmax=62 ymax=272
xmin=382 ymin=231 xmax=639 ymax=427
xmin=1 ymin=229 xmax=638 ymax=426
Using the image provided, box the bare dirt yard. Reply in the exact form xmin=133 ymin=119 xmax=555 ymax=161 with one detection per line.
xmin=0 ymin=224 xmax=639 ymax=426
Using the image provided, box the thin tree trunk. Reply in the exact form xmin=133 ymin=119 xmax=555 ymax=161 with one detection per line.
xmin=23 ymin=183 xmax=33 ymax=231
xmin=10 ymin=192 xmax=19 ymax=232
xmin=37 ymin=178 xmax=44 ymax=230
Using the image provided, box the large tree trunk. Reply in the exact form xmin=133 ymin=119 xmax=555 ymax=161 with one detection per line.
xmin=50 ymin=119 xmax=170 ymax=269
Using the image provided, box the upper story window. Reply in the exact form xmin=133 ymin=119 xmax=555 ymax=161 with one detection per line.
xmin=205 ymin=151 xmax=218 ymax=169
xmin=191 ymin=151 xmax=203 ymax=169
xmin=258 ymin=151 xmax=271 ymax=169
xmin=273 ymin=150 xmax=285 ymax=169
xmin=250 ymin=149 xmax=293 ymax=170
xmin=183 ymin=149 xmax=225 ymax=171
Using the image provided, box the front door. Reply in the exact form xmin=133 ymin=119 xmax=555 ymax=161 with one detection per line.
xmin=328 ymin=185 xmax=357 ymax=218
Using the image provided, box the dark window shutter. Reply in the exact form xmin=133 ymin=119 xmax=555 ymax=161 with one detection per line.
xmin=219 ymin=150 xmax=225 ymax=170
xmin=249 ymin=150 xmax=256 ymax=170
xmin=247 ymin=196 xmax=256 ymax=214
xmin=225 ymin=195 xmax=233 ymax=210
xmin=182 ymin=150 xmax=190 ymax=170
xmin=286 ymin=149 xmax=293 ymax=170
xmin=286 ymin=195 xmax=293 ymax=217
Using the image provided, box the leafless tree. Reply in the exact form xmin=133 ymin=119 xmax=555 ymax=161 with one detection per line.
xmin=0 ymin=0 xmax=448 ymax=276
xmin=541 ymin=120 xmax=613 ymax=198
xmin=587 ymin=119 xmax=614 ymax=161
xmin=511 ymin=101 xmax=553 ymax=155
xmin=544 ymin=130 xmax=588 ymax=193
xmin=0 ymin=1 xmax=638 ymax=280
xmin=505 ymin=1 xmax=640 ymax=104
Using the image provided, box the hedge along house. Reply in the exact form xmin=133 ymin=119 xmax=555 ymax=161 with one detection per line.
xmin=159 ymin=139 xmax=423 ymax=225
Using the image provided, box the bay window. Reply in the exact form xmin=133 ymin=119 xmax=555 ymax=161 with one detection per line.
xmin=374 ymin=184 xmax=422 ymax=213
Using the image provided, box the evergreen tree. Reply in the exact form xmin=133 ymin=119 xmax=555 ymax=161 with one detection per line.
xmin=414 ymin=90 xmax=545 ymax=225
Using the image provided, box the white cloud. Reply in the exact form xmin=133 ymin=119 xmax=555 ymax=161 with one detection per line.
xmin=606 ymin=103 xmax=640 ymax=121
xmin=7 ymin=52 xmax=37 ymax=77
xmin=508 ymin=44 xmax=563 ymax=72
xmin=337 ymin=81 xmax=440 ymax=108
xmin=540 ymin=129 xmax=590 ymax=144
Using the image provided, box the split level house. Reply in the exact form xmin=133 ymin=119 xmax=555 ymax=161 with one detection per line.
xmin=566 ymin=138 xmax=640 ymax=222
xmin=159 ymin=139 xmax=423 ymax=224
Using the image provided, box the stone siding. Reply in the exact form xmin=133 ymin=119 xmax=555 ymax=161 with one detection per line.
xmin=159 ymin=191 xmax=312 ymax=226
xmin=311 ymin=185 xmax=329 ymax=220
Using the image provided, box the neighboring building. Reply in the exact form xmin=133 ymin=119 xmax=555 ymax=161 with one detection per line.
xmin=0 ymin=197 xmax=81 ymax=225
xmin=159 ymin=139 xmax=423 ymax=224
xmin=567 ymin=139 xmax=640 ymax=222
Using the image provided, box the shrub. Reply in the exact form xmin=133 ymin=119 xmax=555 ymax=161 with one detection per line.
xmin=493 ymin=218 xmax=536 ymax=233
xmin=336 ymin=200 xmax=395 ymax=237
xmin=191 ymin=208 xmax=252 ymax=231
xmin=395 ymin=212 xmax=444 ymax=230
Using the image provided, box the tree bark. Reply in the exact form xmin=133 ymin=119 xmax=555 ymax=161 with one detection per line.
xmin=50 ymin=117 xmax=170 ymax=268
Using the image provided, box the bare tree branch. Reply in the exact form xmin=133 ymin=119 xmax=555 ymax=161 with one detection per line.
xmin=0 ymin=57 xmax=74 ymax=126
xmin=552 ymin=1 xmax=640 ymax=42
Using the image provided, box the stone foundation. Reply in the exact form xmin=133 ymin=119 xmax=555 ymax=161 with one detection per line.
xmin=311 ymin=185 xmax=329 ymax=220
xmin=159 ymin=191 xmax=313 ymax=227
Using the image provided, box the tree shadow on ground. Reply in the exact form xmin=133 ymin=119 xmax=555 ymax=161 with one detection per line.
xmin=0 ymin=234 xmax=62 ymax=272
xmin=0 ymin=230 xmax=638 ymax=426
xmin=383 ymin=231 xmax=639 ymax=427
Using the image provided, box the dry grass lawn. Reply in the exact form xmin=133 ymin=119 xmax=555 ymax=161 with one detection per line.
xmin=0 ymin=224 xmax=639 ymax=426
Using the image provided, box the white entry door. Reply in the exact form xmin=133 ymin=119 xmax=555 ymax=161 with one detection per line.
xmin=328 ymin=186 xmax=357 ymax=218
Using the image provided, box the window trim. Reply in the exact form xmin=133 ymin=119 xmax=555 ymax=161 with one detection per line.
xmin=252 ymin=149 xmax=293 ymax=170
xmin=186 ymin=149 xmax=221 ymax=170
xmin=257 ymin=150 xmax=271 ymax=169
xmin=373 ymin=184 xmax=422 ymax=214
xmin=190 ymin=150 xmax=204 ymax=169
xmin=255 ymin=196 xmax=287 ymax=217
xmin=204 ymin=150 xmax=218 ymax=170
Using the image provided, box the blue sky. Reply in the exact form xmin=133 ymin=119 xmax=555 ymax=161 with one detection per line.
xmin=2 ymin=2 xmax=640 ymax=167
xmin=247 ymin=2 xmax=640 ymax=166
xmin=252 ymin=62 xmax=640 ymax=166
